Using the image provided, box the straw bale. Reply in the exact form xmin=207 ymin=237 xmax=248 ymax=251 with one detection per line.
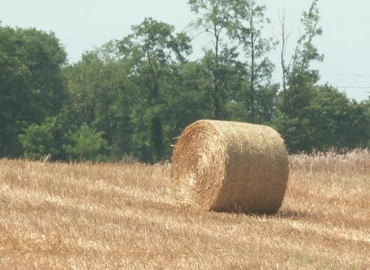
xmin=170 ymin=120 xmax=289 ymax=214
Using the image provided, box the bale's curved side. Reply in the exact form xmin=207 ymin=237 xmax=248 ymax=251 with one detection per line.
xmin=170 ymin=120 xmax=289 ymax=214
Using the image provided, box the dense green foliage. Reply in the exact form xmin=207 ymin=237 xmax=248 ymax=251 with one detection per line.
xmin=1 ymin=1 xmax=370 ymax=163
xmin=0 ymin=25 xmax=67 ymax=157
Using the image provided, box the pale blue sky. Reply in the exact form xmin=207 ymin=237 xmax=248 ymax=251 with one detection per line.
xmin=1 ymin=0 xmax=369 ymax=101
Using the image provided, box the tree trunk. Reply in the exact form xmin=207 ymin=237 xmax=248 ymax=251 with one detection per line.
xmin=250 ymin=20 xmax=255 ymax=123
xmin=151 ymin=116 xmax=163 ymax=162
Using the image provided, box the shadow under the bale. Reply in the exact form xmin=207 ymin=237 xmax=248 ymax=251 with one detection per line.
xmin=276 ymin=209 xmax=315 ymax=219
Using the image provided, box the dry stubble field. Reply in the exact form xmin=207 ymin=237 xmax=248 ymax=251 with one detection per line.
xmin=0 ymin=150 xmax=369 ymax=269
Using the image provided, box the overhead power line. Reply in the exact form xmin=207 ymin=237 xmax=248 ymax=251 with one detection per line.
xmin=272 ymin=71 xmax=370 ymax=77
xmin=321 ymin=73 xmax=370 ymax=77
xmin=336 ymin=86 xmax=370 ymax=89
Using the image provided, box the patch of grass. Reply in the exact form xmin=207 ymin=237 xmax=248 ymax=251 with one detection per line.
xmin=319 ymin=260 xmax=333 ymax=269
xmin=295 ymin=255 xmax=315 ymax=265
xmin=362 ymin=177 xmax=370 ymax=185
xmin=235 ymin=246 xmax=250 ymax=256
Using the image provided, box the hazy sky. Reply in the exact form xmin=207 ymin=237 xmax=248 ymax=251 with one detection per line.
xmin=1 ymin=0 xmax=369 ymax=101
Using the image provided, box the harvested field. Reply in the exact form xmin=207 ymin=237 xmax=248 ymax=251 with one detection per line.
xmin=0 ymin=150 xmax=370 ymax=269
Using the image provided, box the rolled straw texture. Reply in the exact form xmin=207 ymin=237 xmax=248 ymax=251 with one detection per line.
xmin=170 ymin=120 xmax=289 ymax=214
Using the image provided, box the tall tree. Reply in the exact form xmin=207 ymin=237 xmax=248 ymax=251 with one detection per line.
xmin=118 ymin=18 xmax=192 ymax=162
xmin=188 ymin=0 xmax=236 ymax=119
xmin=280 ymin=0 xmax=323 ymax=117
xmin=274 ymin=0 xmax=324 ymax=152
xmin=278 ymin=8 xmax=290 ymax=114
xmin=232 ymin=0 xmax=276 ymax=123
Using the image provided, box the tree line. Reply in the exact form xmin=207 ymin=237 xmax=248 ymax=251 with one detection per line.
xmin=1 ymin=0 xmax=369 ymax=163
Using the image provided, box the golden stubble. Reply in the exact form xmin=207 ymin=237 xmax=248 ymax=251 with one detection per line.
xmin=0 ymin=150 xmax=369 ymax=269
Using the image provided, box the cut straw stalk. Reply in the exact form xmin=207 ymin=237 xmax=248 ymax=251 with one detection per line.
xmin=170 ymin=120 xmax=289 ymax=214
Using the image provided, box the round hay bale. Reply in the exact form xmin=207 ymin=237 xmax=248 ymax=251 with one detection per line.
xmin=170 ymin=120 xmax=289 ymax=214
